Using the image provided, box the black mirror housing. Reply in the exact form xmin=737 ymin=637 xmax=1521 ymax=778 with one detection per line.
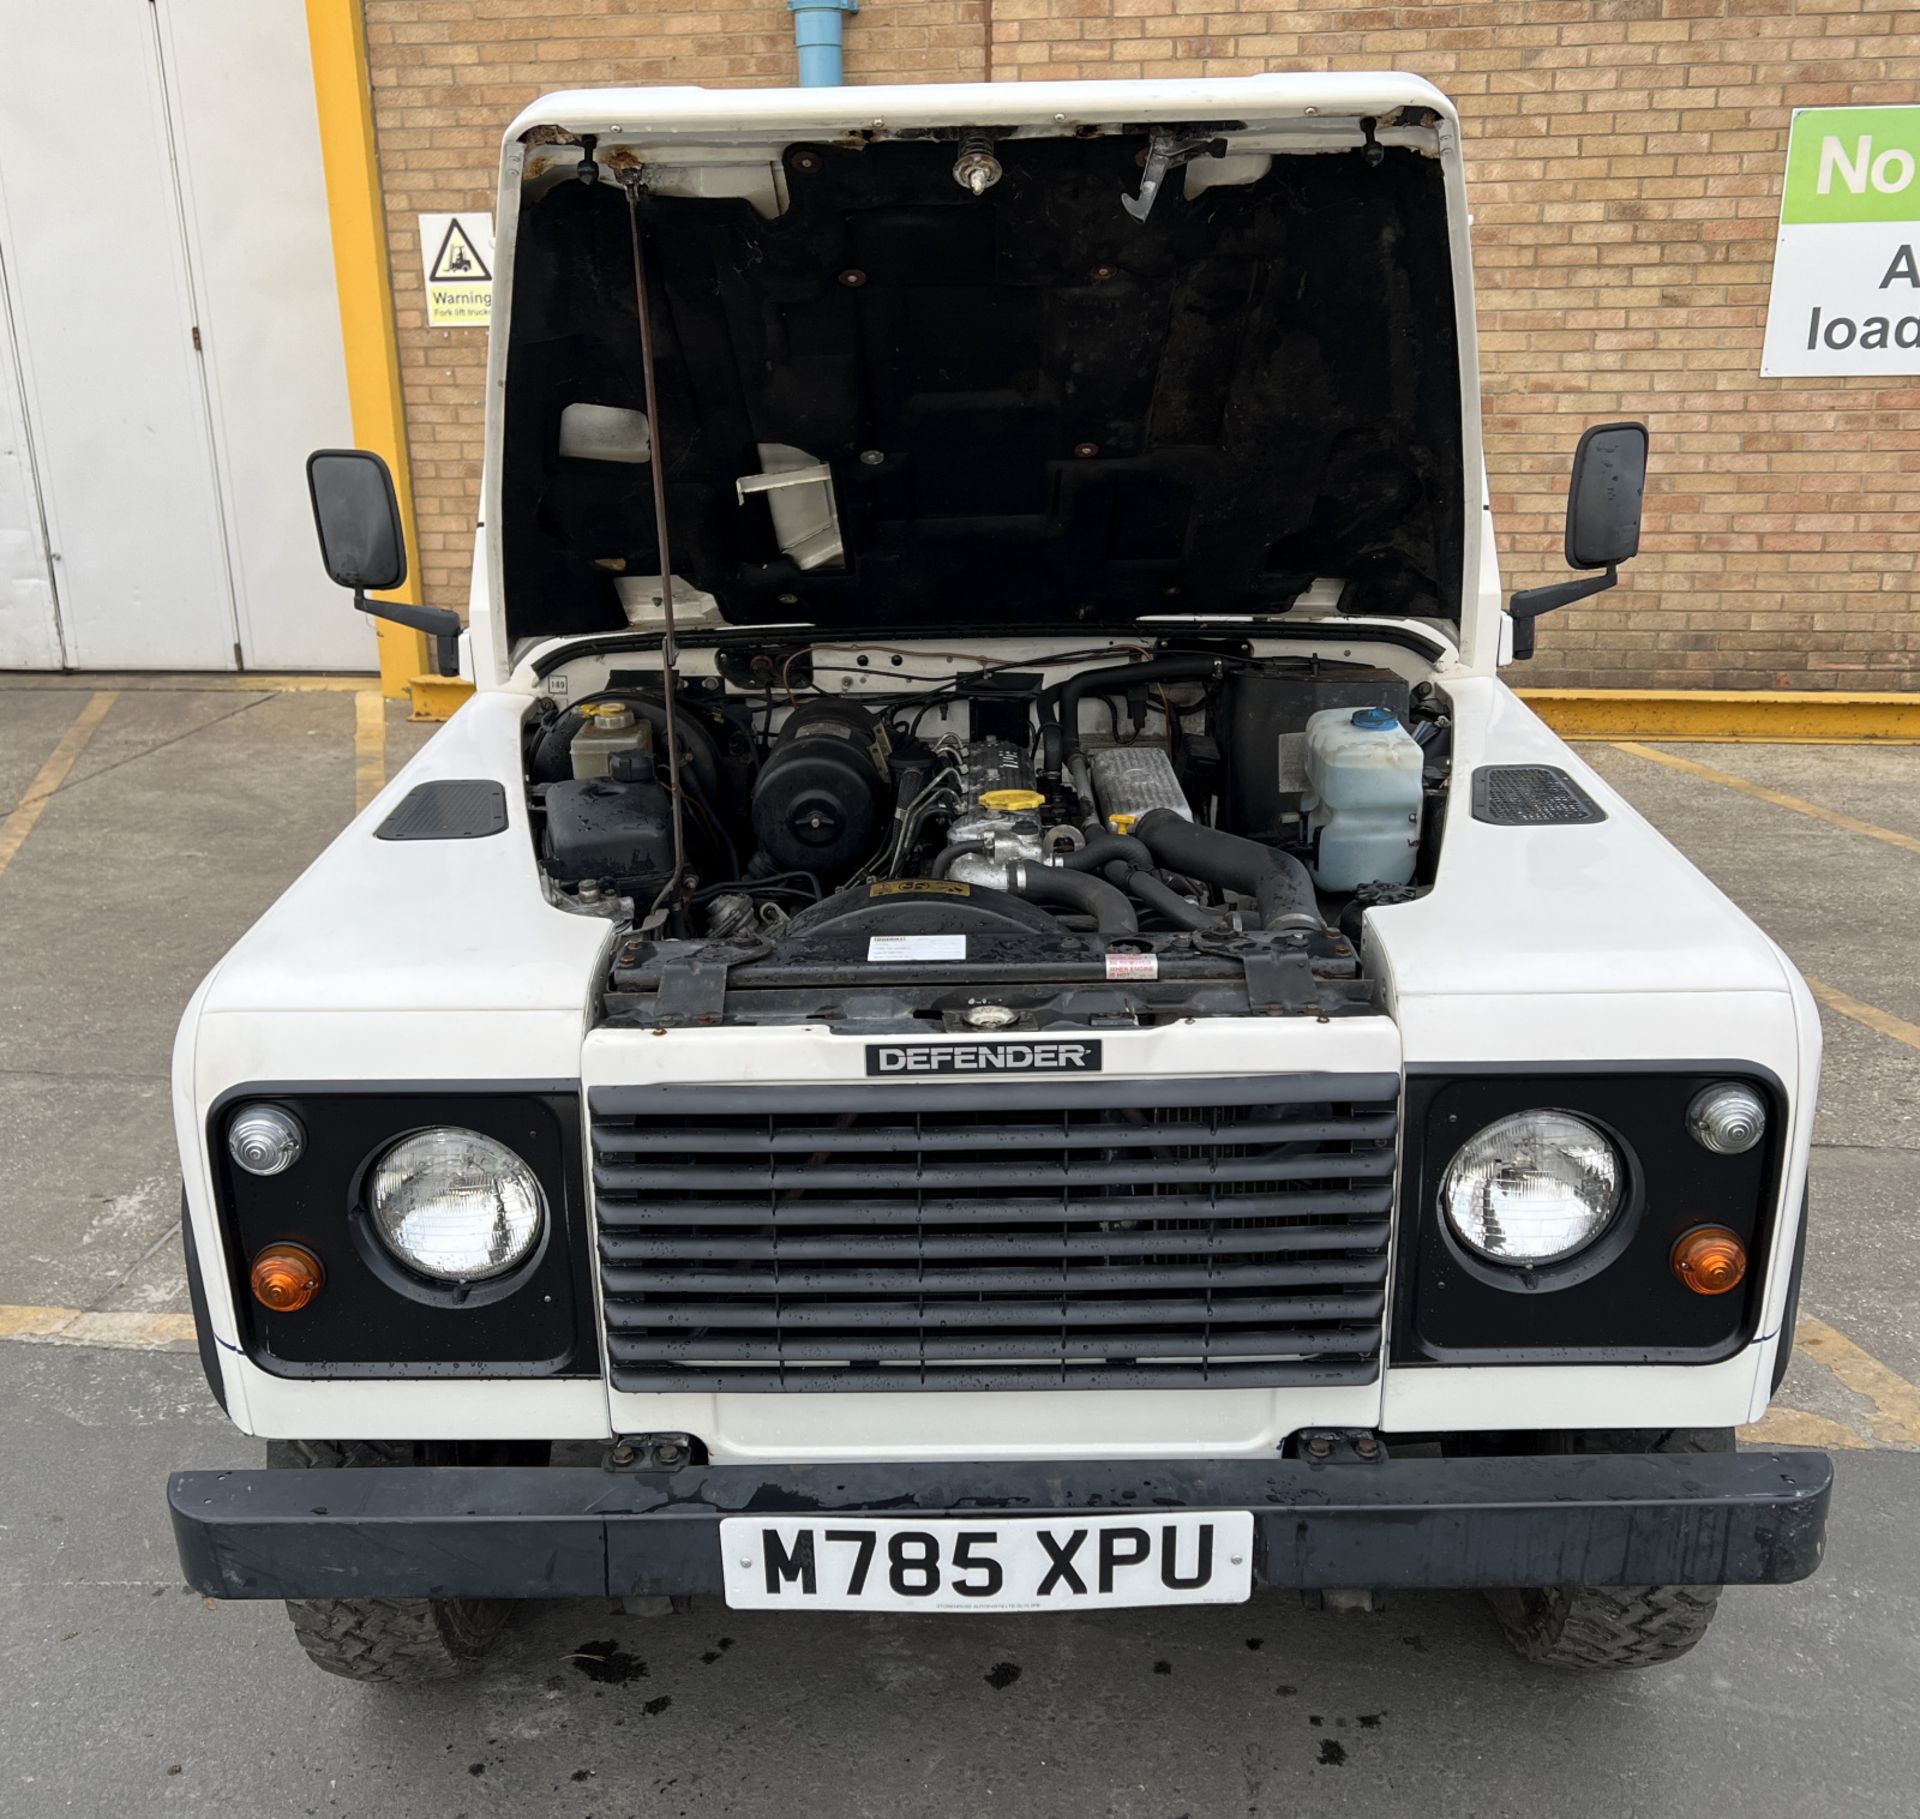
xmin=307 ymin=449 xmax=407 ymax=593
xmin=1507 ymin=420 xmax=1649 ymax=661
xmin=1564 ymin=421 xmax=1649 ymax=571
xmin=304 ymin=448 xmax=464 ymax=677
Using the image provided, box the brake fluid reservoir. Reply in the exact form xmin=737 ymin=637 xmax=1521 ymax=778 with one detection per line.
xmin=1301 ymin=706 xmax=1423 ymax=891
xmin=569 ymin=702 xmax=650 ymax=779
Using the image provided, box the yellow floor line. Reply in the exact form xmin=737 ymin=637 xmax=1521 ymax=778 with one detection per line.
xmin=0 ymin=1305 xmax=79 ymax=1339
xmin=0 ymin=1304 xmax=197 ymax=1349
xmin=1806 ymin=977 xmax=1920 ymax=1053
xmin=1740 ymin=1406 xmax=1876 ymax=1451
xmin=354 ymin=687 xmax=386 ymax=813
xmin=0 ymin=690 xmax=117 ymax=881
xmin=1613 ymin=741 xmax=1920 ymax=857
xmin=1797 ymin=1315 xmax=1920 ymax=1451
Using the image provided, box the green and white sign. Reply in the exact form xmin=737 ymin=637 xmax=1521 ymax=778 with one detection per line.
xmin=1763 ymin=106 xmax=1920 ymax=376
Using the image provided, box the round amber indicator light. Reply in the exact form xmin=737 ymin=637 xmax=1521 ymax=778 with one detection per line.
xmin=1671 ymin=1226 xmax=1747 ymax=1296
xmin=250 ymin=1244 xmax=325 ymax=1313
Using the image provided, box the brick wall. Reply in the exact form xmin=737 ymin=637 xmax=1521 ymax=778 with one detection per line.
xmin=363 ymin=0 xmax=1920 ymax=689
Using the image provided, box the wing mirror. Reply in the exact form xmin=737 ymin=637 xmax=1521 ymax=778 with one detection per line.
xmin=306 ymin=449 xmax=462 ymax=676
xmin=1508 ymin=421 xmax=1648 ymax=661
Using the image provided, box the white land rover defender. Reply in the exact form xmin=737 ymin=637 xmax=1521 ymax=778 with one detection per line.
xmin=168 ymin=72 xmax=1829 ymax=1682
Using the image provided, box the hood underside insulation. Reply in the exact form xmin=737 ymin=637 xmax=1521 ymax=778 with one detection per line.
xmin=501 ymin=131 xmax=1465 ymax=640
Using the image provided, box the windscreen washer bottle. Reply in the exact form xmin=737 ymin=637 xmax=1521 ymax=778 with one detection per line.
xmin=1301 ymin=705 xmax=1424 ymax=891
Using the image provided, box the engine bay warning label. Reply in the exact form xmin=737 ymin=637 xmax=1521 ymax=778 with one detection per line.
xmin=1105 ymin=951 xmax=1159 ymax=980
xmin=867 ymin=934 xmax=967 ymax=962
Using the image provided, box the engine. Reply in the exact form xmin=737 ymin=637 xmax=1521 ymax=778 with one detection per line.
xmin=526 ymin=647 xmax=1443 ymax=1029
xmin=938 ymin=737 xmax=1056 ymax=887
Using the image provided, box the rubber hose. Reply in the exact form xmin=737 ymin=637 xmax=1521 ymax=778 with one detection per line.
xmin=1049 ymin=656 xmax=1217 ymax=780
xmin=1063 ymin=831 xmax=1154 ymax=874
xmin=1003 ymin=862 xmax=1139 ymax=934
xmin=931 ymin=840 xmax=990 ymax=879
xmin=1066 ymin=752 xmax=1099 ymax=829
xmin=1132 ymin=808 xmax=1322 ymax=933
xmin=690 ymin=800 xmax=742 ymax=880
xmin=1107 ymin=864 xmax=1228 ymax=932
xmin=744 ymin=849 xmax=787 ymax=881
xmin=1036 ymin=702 xmax=1064 ymax=780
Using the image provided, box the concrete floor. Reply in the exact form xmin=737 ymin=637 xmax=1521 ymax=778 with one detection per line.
xmin=2 ymin=678 xmax=1918 ymax=1817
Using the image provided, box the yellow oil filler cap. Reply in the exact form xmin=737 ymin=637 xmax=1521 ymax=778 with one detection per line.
xmin=979 ymin=788 xmax=1046 ymax=812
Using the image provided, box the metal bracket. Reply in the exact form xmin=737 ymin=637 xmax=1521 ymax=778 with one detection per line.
xmin=735 ymin=462 xmax=833 ymax=500
xmin=1235 ymin=936 xmax=1317 ymax=1014
xmin=735 ymin=457 xmax=844 ymax=570
xmin=651 ymin=945 xmax=735 ymax=1026
xmin=1297 ymin=1429 xmax=1387 ymax=1463
xmin=608 ymin=1433 xmax=699 ymax=1471
xmin=1122 ymin=129 xmax=1227 ymax=223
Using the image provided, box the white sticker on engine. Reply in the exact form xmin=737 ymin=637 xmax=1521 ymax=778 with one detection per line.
xmin=867 ymin=935 xmax=967 ymax=962
xmin=1105 ymin=951 xmax=1159 ymax=980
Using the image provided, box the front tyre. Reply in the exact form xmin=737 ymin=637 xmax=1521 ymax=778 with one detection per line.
xmin=1486 ymin=1583 xmax=1722 ymax=1670
xmin=1481 ymin=1428 xmax=1730 ymax=1671
xmin=267 ymin=1439 xmax=542 ymax=1683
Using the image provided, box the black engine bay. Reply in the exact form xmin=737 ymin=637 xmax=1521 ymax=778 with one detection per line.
xmin=524 ymin=640 xmax=1452 ymax=1032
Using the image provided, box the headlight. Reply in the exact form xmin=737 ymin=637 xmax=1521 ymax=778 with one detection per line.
xmin=1439 ymin=1110 xmax=1625 ymax=1266
xmin=367 ymin=1128 xmax=546 ymax=1282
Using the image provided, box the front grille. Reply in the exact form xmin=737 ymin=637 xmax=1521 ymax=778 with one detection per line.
xmin=589 ymin=1074 xmax=1398 ymax=1393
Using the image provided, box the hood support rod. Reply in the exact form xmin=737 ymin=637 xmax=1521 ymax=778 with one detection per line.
xmin=623 ymin=176 xmax=689 ymax=925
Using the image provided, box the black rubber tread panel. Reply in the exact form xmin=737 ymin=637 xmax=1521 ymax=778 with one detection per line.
xmin=266 ymin=1439 xmax=512 ymax=1682
xmin=1469 ymin=764 xmax=1605 ymax=825
xmin=374 ymin=779 xmax=508 ymax=841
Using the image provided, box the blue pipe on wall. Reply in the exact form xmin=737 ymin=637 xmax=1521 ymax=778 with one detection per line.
xmin=788 ymin=0 xmax=857 ymax=85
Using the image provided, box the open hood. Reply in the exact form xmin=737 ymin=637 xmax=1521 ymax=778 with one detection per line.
xmin=495 ymin=80 xmax=1470 ymax=649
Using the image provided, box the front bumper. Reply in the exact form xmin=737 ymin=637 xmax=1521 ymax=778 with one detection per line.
xmin=171 ymin=1450 xmax=1831 ymax=1601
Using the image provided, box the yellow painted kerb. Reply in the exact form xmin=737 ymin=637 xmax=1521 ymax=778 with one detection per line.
xmin=305 ymin=0 xmax=433 ymax=701
xmin=1523 ymin=688 xmax=1920 ymax=745
xmin=408 ymin=672 xmax=478 ymax=722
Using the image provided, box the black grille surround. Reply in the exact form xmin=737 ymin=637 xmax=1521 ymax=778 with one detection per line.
xmin=589 ymin=1074 xmax=1399 ymax=1393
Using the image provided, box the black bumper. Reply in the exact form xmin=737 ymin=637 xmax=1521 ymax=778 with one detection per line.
xmin=170 ymin=1450 xmax=1831 ymax=1601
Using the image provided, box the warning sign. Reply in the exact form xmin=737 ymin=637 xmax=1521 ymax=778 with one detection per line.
xmin=418 ymin=213 xmax=494 ymax=328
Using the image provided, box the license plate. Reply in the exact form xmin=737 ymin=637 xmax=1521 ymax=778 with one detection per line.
xmin=720 ymin=1511 xmax=1254 ymax=1612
